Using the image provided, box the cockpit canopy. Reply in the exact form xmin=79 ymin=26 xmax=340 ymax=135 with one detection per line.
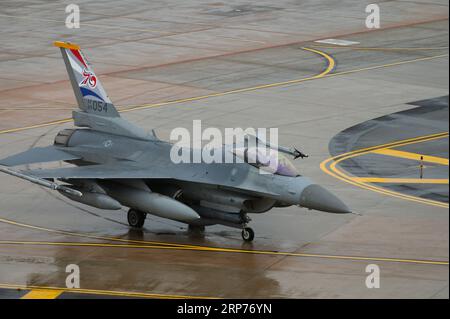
xmin=233 ymin=147 xmax=300 ymax=177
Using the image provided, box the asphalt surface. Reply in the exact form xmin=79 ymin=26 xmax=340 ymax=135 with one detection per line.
xmin=0 ymin=1 xmax=448 ymax=298
xmin=329 ymin=96 xmax=449 ymax=203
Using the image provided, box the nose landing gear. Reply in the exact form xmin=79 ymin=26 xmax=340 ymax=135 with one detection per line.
xmin=240 ymin=212 xmax=254 ymax=242
xmin=241 ymin=227 xmax=255 ymax=242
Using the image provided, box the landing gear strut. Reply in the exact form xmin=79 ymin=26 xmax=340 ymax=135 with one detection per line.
xmin=188 ymin=225 xmax=205 ymax=233
xmin=241 ymin=227 xmax=255 ymax=242
xmin=127 ymin=209 xmax=146 ymax=228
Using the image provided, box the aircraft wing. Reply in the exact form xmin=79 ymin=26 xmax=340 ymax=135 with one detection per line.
xmin=0 ymin=146 xmax=80 ymax=167
xmin=23 ymin=163 xmax=279 ymax=197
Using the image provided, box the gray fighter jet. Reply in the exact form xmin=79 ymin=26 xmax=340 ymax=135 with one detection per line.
xmin=0 ymin=41 xmax=350 ymax=242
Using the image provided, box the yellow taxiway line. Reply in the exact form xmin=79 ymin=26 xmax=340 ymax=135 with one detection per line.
xmin=112 ymin=53 xmax=449 ymax=114
xmin=111 ymin=47 xmax=336 ymax=113
xmin=320 ymin=132 xmax=449 ymax=209
xmin=1 ymin=215 xmax=448 ymax=266
xmin=0 ymin=283 xmax=217 ymax=299
xmin=0 ymin=240 xmax=447 ymax=266
xmin=0 ymin=47 xmax=334 ymax=133
xmin=0 ymin=216 xmax=203 ymax=249
xmin=0 ymin=119 xmax=72 ymax=135
xmin=371 ymin=148 xmax=449 ymax=166
xmin=352 ymin=177 xmax=449 ymax=184
xmin=21 ymin=289 xmax=64 ymax=299
xmin=0 ymin=51 xmax=447 ymax=136
xmin=318 ymin=53 xmax=448 ymax=81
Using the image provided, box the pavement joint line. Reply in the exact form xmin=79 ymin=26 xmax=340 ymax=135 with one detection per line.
xmin=0 ymin=13 xmax=289 ymax=45
xmin=0 ymin=240 xmax=447 ymax=266
xmin=0 ymin=13 xmax=172 ymax=35
xmin=320 ymin=132 xmax=449 ymax=208
xmin=0 ymin=15 xmax=447 ymax=97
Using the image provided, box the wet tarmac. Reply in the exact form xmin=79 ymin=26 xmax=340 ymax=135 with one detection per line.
xmin=0 ymin=1 xmax=448 ymax=298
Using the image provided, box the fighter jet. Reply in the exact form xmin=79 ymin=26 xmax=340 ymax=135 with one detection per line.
xmin=0 ymin=41 xmax=351 ymax=242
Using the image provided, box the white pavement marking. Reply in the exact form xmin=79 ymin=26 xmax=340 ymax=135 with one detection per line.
xmin=315 ymin=39 xmax=360 ymax=46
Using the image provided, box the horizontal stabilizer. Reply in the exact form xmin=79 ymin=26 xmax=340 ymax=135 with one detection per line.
xmin=0 ymin=146 xmax=80 ymax=167
xmin=72 ymin=110 xmax=153 ymax=141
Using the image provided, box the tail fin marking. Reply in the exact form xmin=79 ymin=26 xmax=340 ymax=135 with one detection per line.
xmin=54 ymin=41 xmax=154 ymax=141
xmin=54 ymin=41 xmax=119 ymax=118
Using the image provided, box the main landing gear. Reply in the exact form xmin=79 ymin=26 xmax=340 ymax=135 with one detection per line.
xmin=127 ymin=209 xmax=147 ymax=228
xmin=127 ymin=208 xmax=256 ymax=242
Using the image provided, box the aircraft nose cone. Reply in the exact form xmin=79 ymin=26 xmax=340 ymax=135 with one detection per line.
xmin=299 ymin=184 xmax=351 ymax=214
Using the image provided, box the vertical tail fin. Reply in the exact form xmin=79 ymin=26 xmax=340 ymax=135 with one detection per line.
xmin=54 ymin=41 xmax=119 ymax=118
xmin=54 ymin=41 xmax=154 ymax=140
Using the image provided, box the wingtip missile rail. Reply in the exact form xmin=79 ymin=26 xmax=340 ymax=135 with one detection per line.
xmin=0 ymin=166 xmax=82 ymax=197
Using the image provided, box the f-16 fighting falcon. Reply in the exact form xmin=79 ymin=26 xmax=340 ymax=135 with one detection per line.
xmin=0 ymin=41 xmax=351 ymax=242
